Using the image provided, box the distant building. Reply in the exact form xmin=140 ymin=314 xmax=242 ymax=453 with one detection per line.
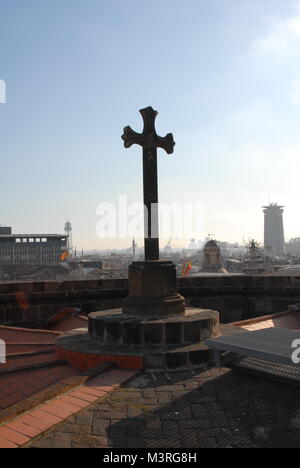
xmin=77 ymin=260 xmax=103 ymax=269
xmin=225 ymin=258 xmax=242 ymax=273
xmin=286 ymin=238 xmax=300 ymax=256
xmin=188 ymin=239 xmax=198 ymax=250
xmin=242 ymin=240 xmax=266 ymax=275
xmin=0 ymin=227 xmax=68 ymax=265
xmin=263 ymin=203 xmax=285 ymax=257
xmin=0 ymin=227 xmax=12 ymax=235
xmin=201 ymin=240 xmax=228 ymax=273
xmin=275 ymin=265 xmax=300 ymax=276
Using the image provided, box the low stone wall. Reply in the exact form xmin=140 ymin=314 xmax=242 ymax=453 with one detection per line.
xmin=0 ymin=279 xmax=128 ymax=328
xmin=0 ymin=275 xmax=299 ymax=327
xmin=179 ymin=275 xmax=300 ymax=323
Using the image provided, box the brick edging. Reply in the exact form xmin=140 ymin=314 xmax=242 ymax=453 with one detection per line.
xmin=0 ymin=363 xmax=115 ymax=426
xmin=0 ymin=369 xmax=138 ymax=448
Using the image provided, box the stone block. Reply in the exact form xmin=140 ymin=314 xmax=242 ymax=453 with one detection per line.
xmin=105 ymin=321 xmax=122 ymax=344
xmin=189 ymin=349 xmax=210 ymax=366
xmin=143 ymin=323 xmax=163 ymax=344
xmin=165 ymin=322 xmax=182 ymax=344
xmin=200 ymin=319 xmax=213 ymax=340
xmin=183 ymin=321 xmax=201 ymax=343
xmin=127 ymin=261 xmax=177 ymax=298
xmin=144 ymin=352 xmax=165 ymax=369
xmin=123 ymin=320 xmax=141 ymax=345
xmin=166 ymin=351 xmax=187 ymax=369
xmin=271 ymin=299 xmax=292 ymax=313
xmin=94 ymin=319 xmax=105 ymax=339
xmin=224 ymin=297 xmax=244 ymax=310
xmin=123 ymin=261 xmax=185 ymax=317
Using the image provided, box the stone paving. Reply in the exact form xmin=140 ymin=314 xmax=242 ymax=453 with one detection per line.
xmin=27 ymin=366 xmax=300 ymax=448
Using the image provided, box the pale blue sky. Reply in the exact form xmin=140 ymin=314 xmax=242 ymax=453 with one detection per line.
xmin=0 ymin=0 xmax=299 ymax=249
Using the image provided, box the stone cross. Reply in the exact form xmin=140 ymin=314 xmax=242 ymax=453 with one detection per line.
xmin=122 ymin=106 xmax=175 ymax=261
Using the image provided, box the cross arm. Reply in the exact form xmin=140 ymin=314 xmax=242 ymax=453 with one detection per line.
xmin=121 ymin=106 xmax=175 ymax=154
xmin=122 ymin=126 xmax=175 ymax=154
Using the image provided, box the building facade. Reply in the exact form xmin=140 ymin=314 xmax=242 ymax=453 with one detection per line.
xmin=0 ymin=227 xmax=68 ymax=265
xmin=263 ymin=203 xmax=285 ymax=257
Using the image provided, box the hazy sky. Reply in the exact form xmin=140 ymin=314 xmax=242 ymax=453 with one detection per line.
xmin=0 ymin=0 xmax=299 ymax=250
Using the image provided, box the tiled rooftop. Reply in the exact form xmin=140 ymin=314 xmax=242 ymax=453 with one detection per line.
xmin=26 ymin=367 xmax=300 ymax=449
xmin=236 ymin=311 xmax=300 ymax=332
xmin=0 ymin=308 xmax=139 ymax=448
xmin=0 ymin=322 xmax=81 ymax=418
xmin=0 ymin=366 xmax=77 ymax=412
xmin=51 ymin=314 xmax=88 ymax=333
xmin=1 ymin=307 xmax=300 ymax=448
xmin=0 ymin=369 xmax=137 ymax=448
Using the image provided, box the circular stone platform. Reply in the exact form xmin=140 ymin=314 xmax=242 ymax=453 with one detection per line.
xmin=88 ymin=308 xmax=219 ymax=346
xmin=55 ymin=307 xmax=220 ymax=371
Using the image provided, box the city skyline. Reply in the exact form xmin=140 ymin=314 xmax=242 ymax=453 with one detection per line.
xmin=0 ymin=198 xmax=296 ymax=253
xmin=0 ymin=1 xmax=300 ymax=249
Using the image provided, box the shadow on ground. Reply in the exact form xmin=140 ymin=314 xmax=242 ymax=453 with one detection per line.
xmin=28 ymin=366 xmax=300 ymax=448
xmin=108 ymin=367 xmax=300 ymax=448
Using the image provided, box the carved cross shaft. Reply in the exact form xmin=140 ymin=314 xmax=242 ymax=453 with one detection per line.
xmin=122 ymin=107 xmax=175 ymax=261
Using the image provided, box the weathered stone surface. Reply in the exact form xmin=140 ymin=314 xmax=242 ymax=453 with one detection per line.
xmin=165 ymin=322 xmax=182 ymax=344
xmin=123 ymin=261 xmax=185 ymax=317
xmin=184 ymin=321 xmax=201 ymax=342
xmin=27 ymin=366 xmax=300 ymax=448
xmin=56 ymin=310 xmax=225 ymax=371
xmin=143 ymin=322 xmax=163 ymax=344
xmin=0 ymin=275 xmax=299 ymax=327
xmin=88 ymin=308 xmax=220 ymax=347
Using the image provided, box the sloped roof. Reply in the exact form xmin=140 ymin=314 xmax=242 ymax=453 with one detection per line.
xmin=0 ymin=325 xmax=78 ymax=413
xmin=234 ymin=310 xmax=300 ymax=332
xmin=0 ymin=306 xmax=89 ymax=417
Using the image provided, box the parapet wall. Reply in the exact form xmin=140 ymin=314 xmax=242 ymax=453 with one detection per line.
xmin=0 ymin=275 xmax=299 ymax=327
xmin=179 ymin=275 xmax=300 ymax=323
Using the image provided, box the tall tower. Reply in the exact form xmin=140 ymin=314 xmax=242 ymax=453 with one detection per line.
xmin=263 ymin=203 xmax=285 ymax=257
xmin=64 ymin=221 xmax=73 ymax=253
xmin=132 ymin=237 xmax=137 ymax=259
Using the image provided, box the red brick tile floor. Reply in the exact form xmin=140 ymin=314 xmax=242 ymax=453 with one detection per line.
xmin=0 ymin=325 xmax=75 ymax=411
xmin=0 ymin=369 xmax=137 ymax=448
xmin=25 ymin=367 xmax=300 ymax=449
xmin=0 ymin=365 xmax=78 ymax=410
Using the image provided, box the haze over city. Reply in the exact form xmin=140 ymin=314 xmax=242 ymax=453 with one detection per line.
xmin=1 ymin=0 xmax=300 ymax=249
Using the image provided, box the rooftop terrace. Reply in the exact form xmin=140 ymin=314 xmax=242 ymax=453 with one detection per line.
xmin=0 ymin=276 xmax=299 ymax=448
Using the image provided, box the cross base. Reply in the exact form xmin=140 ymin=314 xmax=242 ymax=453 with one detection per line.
xmin=123 ymin=261 xmax=186 ymax=317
